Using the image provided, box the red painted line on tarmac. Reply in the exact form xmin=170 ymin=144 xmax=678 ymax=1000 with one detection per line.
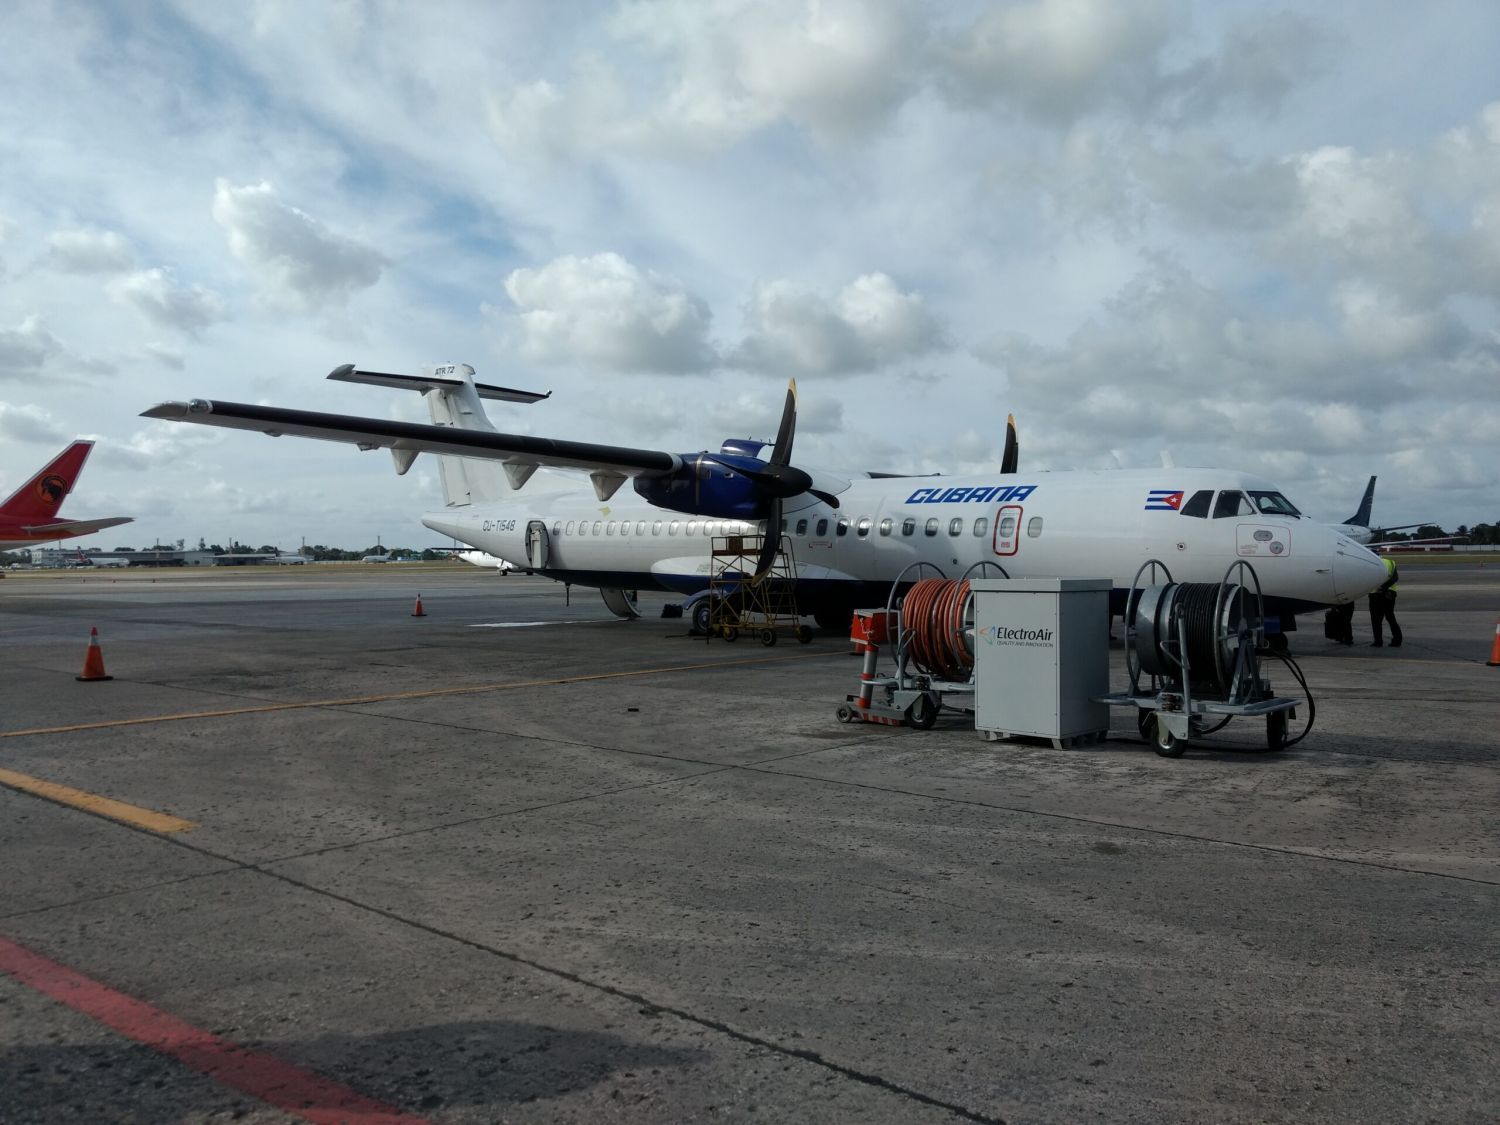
xmin=0 ymin=934 xmax=429 ymax=1125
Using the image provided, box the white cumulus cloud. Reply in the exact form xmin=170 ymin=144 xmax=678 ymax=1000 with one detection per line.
xmin=212 ymin=179 xmax=387 ymax=311
xmin=732 ymin=272 xmax=944 ymax=375
xmin=0 ymin=315 xmax=65 ymax=379
xmin=0 ymin=402 xmax=67 ymax=444
xmin=497 ymin=252 xmax=716 ymax=374
xmin=43 ymin=228 xmax=133 ymax=274
xmin=108 ymin=268 xmax=226 ymax=336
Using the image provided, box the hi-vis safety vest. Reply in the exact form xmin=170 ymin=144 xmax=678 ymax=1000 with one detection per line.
xmin=1380 ymin=556 xmax=1400 ymax=593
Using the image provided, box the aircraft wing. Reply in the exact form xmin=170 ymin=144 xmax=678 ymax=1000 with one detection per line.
xmin=140 ymin=399 xmax=684 ymax=478
xmin=19 ymin=516 xmax=134 ymax=537
xmin=1368 ymin=534 xmax=1469 ymax=548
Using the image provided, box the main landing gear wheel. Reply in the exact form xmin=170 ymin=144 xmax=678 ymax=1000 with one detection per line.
xmin=1266 ymin=710 xmax=1288 ymax=752
xmin=760 ymin=628 xmax=777 ymax=647
xmin=1267 ymin=634 xmax=1289 ymax=653
xmin=907 ymin=693 xmax=938 ymax=730
xmin=691 ymin=600 xmax=714 ymax=635
xmin=797 ymin=625 xmax=813 ymax=645
xmin=1150 ymin=714 xmax=1187 ymax=758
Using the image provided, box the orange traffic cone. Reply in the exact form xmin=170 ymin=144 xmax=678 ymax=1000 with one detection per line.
xmin=1487 ymin=617 xmax=1500 ymax=666
xmin=76 ymin=627 xmax=113 ymax=682
xmin=411 ymin=594 xmax=426 ymax=618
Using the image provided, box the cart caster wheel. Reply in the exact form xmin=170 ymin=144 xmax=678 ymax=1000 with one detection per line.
xmin=1150 ymin=714 xmax=1187 ymax=758
xmin=796 ymin=625 xmax=813 ymax=645
xmin=1266 ymin=710 xmax=1288 ymax=752
xmin=836 ymin=704 xmax=856 ymax=723
xmin=721 ymin=626 xmax=738 ymax=642
xmin=907 ymin=693 xmax=938 ymax=730
xmin=760 ymin=628 xmax=777 ymax=647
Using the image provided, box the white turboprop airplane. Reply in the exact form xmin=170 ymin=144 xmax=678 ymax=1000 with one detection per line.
xmin=142 ymin=363 xmax=1389 ymax=643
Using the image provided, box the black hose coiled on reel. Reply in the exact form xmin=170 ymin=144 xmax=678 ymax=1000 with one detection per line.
xmin=1174 ymin=581 xmax=1242 ymax=691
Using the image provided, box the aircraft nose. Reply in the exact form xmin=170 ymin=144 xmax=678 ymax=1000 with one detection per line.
xmin=1333 ymin=539 xmax=1387 ymax=601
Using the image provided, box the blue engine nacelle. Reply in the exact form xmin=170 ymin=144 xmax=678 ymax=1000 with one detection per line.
xmin=633 ymin=453 xmax=772 ymax=519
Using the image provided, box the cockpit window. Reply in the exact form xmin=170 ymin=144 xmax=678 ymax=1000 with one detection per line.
xmin=1249 ymin=490 xmax=1301 ymax=517
xmin=1213 ymin=490 xmax=1254 ymax=518
xmin=1180 ymin=489 xmax=1213 ymax=519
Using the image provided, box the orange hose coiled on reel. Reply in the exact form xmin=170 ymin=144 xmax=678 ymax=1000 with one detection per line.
xmin=901 ymin=578 xmax=973 ymax=682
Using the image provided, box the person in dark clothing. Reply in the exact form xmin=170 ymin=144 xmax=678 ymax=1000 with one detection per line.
xmin=1328 ymin=600 xmax=1355 ymax=645
xmin=1368 ymin=556 xmax=1402 ymax=647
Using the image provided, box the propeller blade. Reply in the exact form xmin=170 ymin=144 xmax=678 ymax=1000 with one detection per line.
xmin=809 ymin=488 xmax=841 ymax=509
xmin=754 ymin=498 xmax=783 ymax=578
xmin=1001 ymin=413 xmax=1019 ymax=475
xmin=770 ymin=380 xmax=796 ymax=466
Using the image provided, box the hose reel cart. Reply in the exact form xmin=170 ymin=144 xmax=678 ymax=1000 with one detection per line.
xmin=835 ymin=562 xmax=1011 ymax=728
xmin=1097 ymin=559 xmax=1304 ymax=757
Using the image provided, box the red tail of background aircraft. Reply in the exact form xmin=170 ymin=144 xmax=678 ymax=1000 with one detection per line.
xmin=0 ymin=441 xmax=133 ymax=551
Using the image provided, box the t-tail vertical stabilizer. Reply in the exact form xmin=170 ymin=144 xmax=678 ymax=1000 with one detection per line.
xmin=1344 ymin=475 xmax=1377 ymax=529
xmin=325 ymin=364 xmax=551 ymax=507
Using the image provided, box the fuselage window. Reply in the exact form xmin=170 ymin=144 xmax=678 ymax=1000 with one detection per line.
xmin=902 ymin=518 xmax=916 ymax=536
xmin=972 ymin=517 xmax=988 ymax=537
xmin=669 ymin=520 xmax=680 ymax=535
xmin=1249 ymin=490 xmax=1301 ymax=517
xmin=1180 ymin=490 xmax=1213 ymax=519
xmin=836 ymin=517 xmax=850 ymax=537
xmin=636 ymin=520 xmax=646 ymax=535
xmin=606 ymin=521 xmax=616 ymax=536
xmin=1213 ymin=490 xmax=1254 ymax=518
xmin=998 ymin=516 xmax=1016 ymax=539
xmin=551 ymin=521 xmax=561 ymax=537
xmin=796 ymin=518 xmax=808 ymax=535
xmin=566 ymin=521 xmax=575 ymax=535
xmin=687 ymin=520 xmax=699 ymax=536
xmin=592 ymin=520 xmax=602 ymax=535
xmin=879 ymin=517 xmax=893 ymax=536
xmin=856 ymin=517 xmax=872 ymax=538
xmin=925 ymin=518 xmax=939 ymax=537
xmin=652 ymin=521 xmax=662 ymax=535
xmin=948 ymin=518 xmax=963 ymax=536
xmin=815 ymin=518 xmax=829 ymax=536
xmin=1027 ymin=516 xmax=1043 ymax=537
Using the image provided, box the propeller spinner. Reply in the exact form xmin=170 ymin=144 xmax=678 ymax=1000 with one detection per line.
xmin=700 ymin=380 xmax=839 ymax=578
xmin=632 ymin=380 xmax=836 ymax=578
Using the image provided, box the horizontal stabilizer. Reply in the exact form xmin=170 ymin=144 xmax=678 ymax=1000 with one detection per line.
xmin=20 ymin=516 xmax=133 ymax=537
xmin=326 ymin=364 xmax=550 ymax=404
xmin=141 ymin=399 xmax=682 ymax=478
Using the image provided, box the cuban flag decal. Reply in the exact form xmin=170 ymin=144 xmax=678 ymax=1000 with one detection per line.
xmin=1144 ymin=489 xmax=1184 ymax=511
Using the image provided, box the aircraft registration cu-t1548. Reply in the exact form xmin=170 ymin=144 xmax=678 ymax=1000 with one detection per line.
xmin=142 ymin=363 xmax=1388 ymax=639
xmin=0 ymin=441 xmax=133 ymax=551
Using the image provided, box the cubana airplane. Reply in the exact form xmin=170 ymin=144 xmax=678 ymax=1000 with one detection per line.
xmin=0 ymin=441 xmax=133 ymax=551
xmin=142 ymin=363 xmax=1388 ymax=643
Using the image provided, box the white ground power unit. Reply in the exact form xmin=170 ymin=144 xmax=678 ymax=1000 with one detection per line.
xmin=971 ymin=578 xmax=1111 ymax=748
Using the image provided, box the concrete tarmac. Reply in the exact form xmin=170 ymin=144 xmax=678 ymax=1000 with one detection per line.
xmin=1 ymin=561 xmax=1496 ymax=1123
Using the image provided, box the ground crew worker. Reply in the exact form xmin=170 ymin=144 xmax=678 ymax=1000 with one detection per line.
xmin=1328 ymin=600 xmax=1355 ymax=646
xmin=1368 ymin=555 xmax=1402 ymax=647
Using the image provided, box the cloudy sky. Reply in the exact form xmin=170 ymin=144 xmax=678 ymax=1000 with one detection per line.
xmin=2 ymin=0 xmax=1497 ymax=551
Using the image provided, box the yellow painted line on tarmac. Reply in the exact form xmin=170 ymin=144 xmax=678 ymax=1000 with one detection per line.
xmin=0 ymin=650 xmax=833 ymax=741
xmin=0 ymin=768 xmax=197 ymax=833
